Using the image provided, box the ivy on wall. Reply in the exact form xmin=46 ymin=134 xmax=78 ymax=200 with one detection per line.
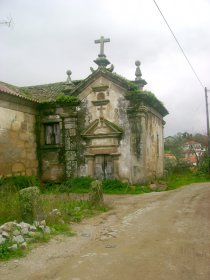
xmin=126 ymin=89 xmax=169 ymax=117
xmin=39 ymin=95 xmax=80 ymax=109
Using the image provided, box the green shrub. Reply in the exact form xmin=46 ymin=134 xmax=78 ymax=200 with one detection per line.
xmin=0 ymin=240 xmax=24 ymax=261
xmin=59 ymin=199 xmax=107 ymax=222
xmin=0 ymin=176 xmax=41 ymax=192
xmin=64 ymin=176 xmax=94 ymax=193
xmin=0 ymin=192 xmax=21 ymax=224
xmin=102 ymin=179 xmax=128 ymax=193
xmin=197 ymin=152 xmax=210 ymax=175
xmin=165 ymin=169 xmax=209 ymax=190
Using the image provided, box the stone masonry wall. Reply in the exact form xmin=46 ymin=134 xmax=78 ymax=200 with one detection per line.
xmin=0 ymin=104 xmax=38 ymax=177
xmin=145 ymin=108 xmax=164 ymax=180
xmin=128 ymin=105 xmax=164 ymax=184
xmin=39 ymin=105 xmax=78 ymax=182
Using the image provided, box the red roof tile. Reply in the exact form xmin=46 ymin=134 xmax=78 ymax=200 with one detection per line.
xmin=0 ymin=82 xmax=39 ymax=103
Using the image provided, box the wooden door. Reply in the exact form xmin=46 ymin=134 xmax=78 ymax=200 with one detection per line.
xmin=94 ymin=155 xmax=113 ymax=179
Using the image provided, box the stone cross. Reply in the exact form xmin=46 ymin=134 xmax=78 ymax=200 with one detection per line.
xmin=97 ymin=105 xmax=106 ymax=118
xmin=94 ymin=36 xmax=110 ymax=56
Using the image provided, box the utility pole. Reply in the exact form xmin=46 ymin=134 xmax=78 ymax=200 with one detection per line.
xmin=205 ymin=87 xmax=210 ymax=173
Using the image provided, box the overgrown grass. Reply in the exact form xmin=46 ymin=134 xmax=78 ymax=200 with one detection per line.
xmin=101 ymin=179 xmax=152 ymax=194
xmin=42 ymin=193 xmax=109 ymax=223
xmin=0 ymin=192 xmax=21 ymax=224
xmin=0 ymin=241 xmax=25 ymax=261
xmin=0 ymin=171 xmax=209 ymax=261
xmin=165 ymin=169 xmax=209 ymax=190
xmin=42 ymin=178 xmax=153 ymax=195
xmin=0 ymin=176 xmax=108 ymax=261
xmin=0 ymin=176 xmax=41 ymax=191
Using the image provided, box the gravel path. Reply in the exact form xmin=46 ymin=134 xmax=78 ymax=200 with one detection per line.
xmin=1 ymin=183 xmax=210 ymax=280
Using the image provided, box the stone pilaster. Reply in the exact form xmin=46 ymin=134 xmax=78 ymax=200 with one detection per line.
xmin=64 ymin=115 xmax=78 ymax=178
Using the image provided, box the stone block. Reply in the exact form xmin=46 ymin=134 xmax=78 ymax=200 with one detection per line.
xmin=12 ymin=162 xmax=25 ymax=173
xmin=43 ymin=226 xmax=51 ymax=234
xmin=12 ymin=235 xmax=25 ymax=244
xmin=13 ymin=229 xmax=21 ymax=236
xmin=27 ymin=153 xmax=36 ymax=161
xmin=19 ymin=186 xmax=44 ymax=223
xmin=2 ymin=231 xmax=9 ymax=238
xmin=16 ymin=141 xmax=25 ymax=149
xmin=20 ymin=242 xmax=27 ymax=249
xmin=1 ymin=221 xmax=16 ymax=232
xmin=8 ymin=244 xmax=18 ymax=250
xmin=0 ymin=236 xmax=6 ymax=245
xmin=89 ymin=180 xmax=104 ymax=206
xmin=21 ymin=150 xmax=26 ymax=158
xmin=32 ymin=168 xmax=38 ymax=176
xmin=26 ymin=169 xmax=32 ymax=176
xmin=19 ymin=132 xmax=29 ymax=141
xmin=20 ymin=227 xmax=29 ymax=235
xmin=11 ymin=121 xmax=21 ymax=131
xmin=149 ymin=183 xmax=158 ymax=191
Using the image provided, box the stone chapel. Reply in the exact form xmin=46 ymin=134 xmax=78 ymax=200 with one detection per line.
xmin=0 ymin=36 xmax=168 ymax=184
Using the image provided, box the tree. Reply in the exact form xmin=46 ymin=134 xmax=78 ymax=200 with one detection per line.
xmin=164 ymin=132 xmax=207 ymax=167
xmin=165 ymin=133 xmax=185 ymax=163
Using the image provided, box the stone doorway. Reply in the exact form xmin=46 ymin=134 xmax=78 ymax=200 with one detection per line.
xmin=94 ymin=154 xmax=113 ymax=179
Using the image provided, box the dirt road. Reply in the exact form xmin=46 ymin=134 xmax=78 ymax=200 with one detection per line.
xmin=1 ymin=183 xmax=210 ymax=280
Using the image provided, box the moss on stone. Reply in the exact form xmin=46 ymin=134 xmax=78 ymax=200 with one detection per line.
xmin=126 ymin=90 xmax=169 ymax=117
xmin=19 ymin=187 xmax=44 ymax=223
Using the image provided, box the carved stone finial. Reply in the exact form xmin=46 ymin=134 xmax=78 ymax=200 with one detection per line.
xmin=134 ymin=60 xmax=147 ymax=89
xmin=107 ymin=64 xmax=114 ymax=72
xmin=135 ymin=60 xmax=142 ymax=81
xmin=90 ymin=67 xmax=96 ymax=73
xmin=66 ymin=69 xmax=72 ymax=84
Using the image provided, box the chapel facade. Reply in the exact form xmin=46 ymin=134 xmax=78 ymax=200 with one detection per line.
xmin=0 ymin=37 xmax=168 ymax=184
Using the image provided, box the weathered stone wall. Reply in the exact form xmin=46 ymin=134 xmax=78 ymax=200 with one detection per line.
xmin=77 ymin=76 xmax=165 ymax=184
xmin=128 ymin=106 xmax=164 ymax=184
xmin=145 ymin=108 xmax=164 ymax=180
xmin=0 ymin=98 xmax=38 ymax=177
xmin=39 ymin=105 xmax=78 ymax=182
xmin=78 ymin=76 xmax=132 ymax=182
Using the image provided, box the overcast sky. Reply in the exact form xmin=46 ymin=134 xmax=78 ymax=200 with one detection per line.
xmin=1 ymin=0 xmax=210 ymax=136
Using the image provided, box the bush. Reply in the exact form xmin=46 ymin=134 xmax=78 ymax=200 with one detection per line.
xmin=0 ymin=240 xmax=24 ymax=260
xmin=102 ymin=179 xmax=128 ymax=193
xmin=197 ymin=152 xmax=210 ymax=175
xmin=64 ymin=176 xmax=94 ymax=193
xmin=0 ymin=192 xmax=21 ymax=224
xmin=0 ymin=176 xmax=41 ymax=192
xmin=164 ymin=159 xmax=192 ymax=176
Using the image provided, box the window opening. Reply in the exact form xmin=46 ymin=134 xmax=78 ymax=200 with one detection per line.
xmin=44 ymin=123 xmax=60 ymax=145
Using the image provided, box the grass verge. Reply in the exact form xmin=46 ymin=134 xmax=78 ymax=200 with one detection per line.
xmin=0 ymin=191 xmax=108 ymax=261
xmin=166 ymin=170 xmax=209 ymax=190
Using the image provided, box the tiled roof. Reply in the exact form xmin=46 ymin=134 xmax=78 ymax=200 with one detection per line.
xmin=0 ymin=81 xmax=82 ymax=103
xmin=20 ymin=80 xmax=82 ymax=102
xmin=0 ymin=82 xmax=39 ymax=103
xmin=0 ymin=71 xmax=168 ymax=117
xmin=0 ymin=82 xmax=18 ymax=95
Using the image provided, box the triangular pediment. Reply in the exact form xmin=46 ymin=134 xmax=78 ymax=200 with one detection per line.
xmin=81 ymin=118 xmax=123 ymax=138
xmin=71 ymin=68 xmax=129 ymax=97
